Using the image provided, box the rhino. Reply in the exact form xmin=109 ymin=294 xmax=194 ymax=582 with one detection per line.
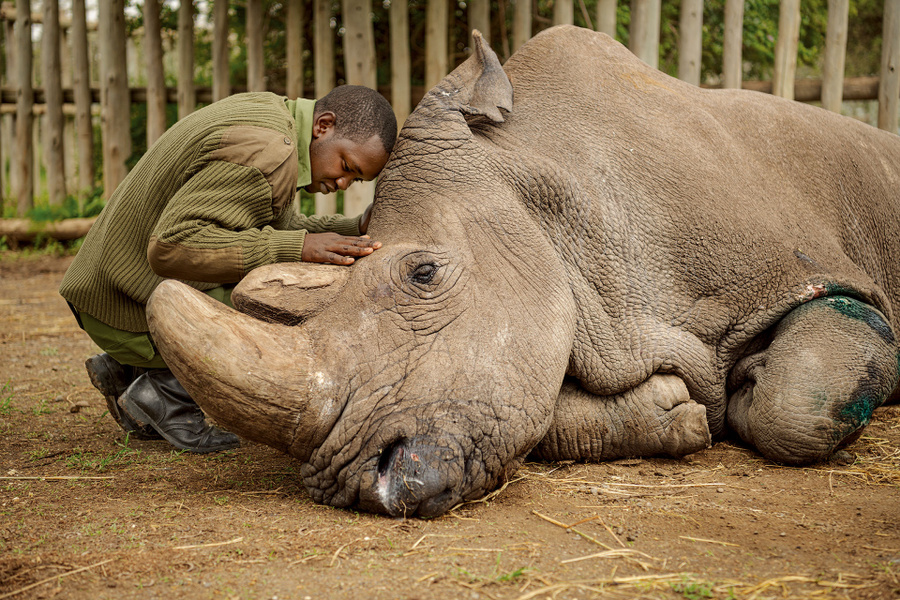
xmin=147 ymin=25 xmax=900 ymax=518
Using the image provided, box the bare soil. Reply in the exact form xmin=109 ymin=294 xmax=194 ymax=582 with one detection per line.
xmin=1 ymin=253 xmax=899 ymax=600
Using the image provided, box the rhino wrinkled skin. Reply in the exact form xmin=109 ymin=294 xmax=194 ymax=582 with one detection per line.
xmin=147 ymin=26 xmax=900 ymax=518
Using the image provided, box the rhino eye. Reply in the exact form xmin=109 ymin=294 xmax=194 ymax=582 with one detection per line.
xmin=409 ymin=263 xmax=438 ymax=284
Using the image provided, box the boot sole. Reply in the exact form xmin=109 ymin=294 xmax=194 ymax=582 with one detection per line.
xmin=122 ymin=396 xmax=240 ymax=454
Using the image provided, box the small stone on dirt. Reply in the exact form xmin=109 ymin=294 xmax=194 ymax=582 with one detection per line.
xmin=70 ymin=400 xmax=90 ymax=413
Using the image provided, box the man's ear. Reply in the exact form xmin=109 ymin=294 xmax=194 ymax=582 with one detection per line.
xmin=312 ymin=111 xmax=336 ymax=138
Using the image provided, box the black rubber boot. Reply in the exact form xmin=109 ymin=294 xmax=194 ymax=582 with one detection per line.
xmin=85 ymin=354 xmax=161 ymax=440
xmin=121 ymin=370 xmax=240 ymax=453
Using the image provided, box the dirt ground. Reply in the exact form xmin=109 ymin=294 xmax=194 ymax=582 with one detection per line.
xmin=1 ymin=252 xmax=898 ymax=600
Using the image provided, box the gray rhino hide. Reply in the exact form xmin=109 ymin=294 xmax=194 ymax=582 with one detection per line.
xmin=148 ymin=25 xmax=900 ymax=518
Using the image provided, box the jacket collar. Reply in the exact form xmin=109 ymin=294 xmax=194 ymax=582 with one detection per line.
xmin=284 ymin=98 xmax=316 ymax=189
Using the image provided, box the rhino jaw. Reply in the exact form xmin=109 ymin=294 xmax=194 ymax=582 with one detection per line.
xmin=146 ymin=279 xmax=340 ymax=461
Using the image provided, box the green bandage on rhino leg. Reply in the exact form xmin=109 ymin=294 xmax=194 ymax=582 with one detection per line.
xmin=531 ymin=374 xmax=711 ymax=461
xmin=726 ymin=296 xmax=900 ymax=465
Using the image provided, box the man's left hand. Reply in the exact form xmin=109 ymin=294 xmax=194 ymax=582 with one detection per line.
xmin=301 ymin=232 xmax=382 ymax=265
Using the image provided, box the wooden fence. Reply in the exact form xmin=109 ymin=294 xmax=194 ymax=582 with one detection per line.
xmin=1 ymin=0 xmax=899 ymax=231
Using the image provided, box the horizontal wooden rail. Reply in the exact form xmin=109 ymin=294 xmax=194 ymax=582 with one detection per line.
xmin=0 ymin=76 xmax=892 ymax=111
xmin=701 ymin=75 xmax=883 ymax=102
xmin=0 ymin=85 xmax=427 ymax=113
xmin=0 ymin=217 xmax=96 ymax=244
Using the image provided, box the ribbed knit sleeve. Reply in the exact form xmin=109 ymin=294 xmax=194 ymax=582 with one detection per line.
xmin=148 ymin=161 xmax=308 ymax=283
xmin=281 ymin=211 xmax=363 ymax=236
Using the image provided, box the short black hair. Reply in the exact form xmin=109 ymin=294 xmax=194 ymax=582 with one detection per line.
xmin=314 ymin=85 xmax=398 ymax=156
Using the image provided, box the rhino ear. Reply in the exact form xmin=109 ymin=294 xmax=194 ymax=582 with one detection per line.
xmin=430 ymin=29 xmax=513 ymax=123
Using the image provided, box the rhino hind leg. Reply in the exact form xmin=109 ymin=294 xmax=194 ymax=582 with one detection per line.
xmin=727 ymin=296 xmax=900 ymax=465
xmin=531 ymin=374 xmax=711 ymax=461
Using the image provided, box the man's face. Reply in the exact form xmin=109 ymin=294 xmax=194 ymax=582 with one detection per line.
xmin=306 ymin=112 xmax=390 ymax=195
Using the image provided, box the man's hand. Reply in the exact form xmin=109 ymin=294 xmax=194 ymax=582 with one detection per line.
xmin=301 ymin=232 xmax=382 ymax=265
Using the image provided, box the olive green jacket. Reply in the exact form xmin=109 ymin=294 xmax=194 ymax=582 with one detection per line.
xmin=60 ymin=92 xmax=362 ymax=333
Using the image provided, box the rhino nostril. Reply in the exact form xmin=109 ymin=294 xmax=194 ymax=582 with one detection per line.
xmin=362 ymin=437 xmax=465 ymax=518
xmin=376 ymin=437 xmax=407 ymax=478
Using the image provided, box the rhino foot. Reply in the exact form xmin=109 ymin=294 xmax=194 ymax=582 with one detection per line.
xmin=727 ymin=296 xmax=899 ymax=465
xmin=532 ymin=374 xmax=711 ymax=461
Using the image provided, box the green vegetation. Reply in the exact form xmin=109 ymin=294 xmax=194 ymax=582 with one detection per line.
xmin=495 ymin=565 xmax=530 ymax=582
xmin=670 ymin=575 xmax=715 ymax=599
xmin=0 ymin=381 xmax=13 ymax=415
xmin=0 ymin=235 xmax=83 ymax=257
xmin=65 ymin=436 xmax=143 ymax=472
xmin=18 ymin=191 xmax=106 ymax=222
xmin=31 ymin=399 xmax=53 ymax=416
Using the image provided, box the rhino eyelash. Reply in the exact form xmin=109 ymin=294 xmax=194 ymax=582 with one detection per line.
xmin=409 ymin=263 xmax=438 ymax=284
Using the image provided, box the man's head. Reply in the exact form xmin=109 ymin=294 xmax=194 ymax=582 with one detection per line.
xmin=306 ymin=85 xmax=398 ymax=195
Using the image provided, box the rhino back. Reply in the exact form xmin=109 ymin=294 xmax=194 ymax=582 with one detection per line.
xmin=497 ymin=26 xmax=900 ymax=420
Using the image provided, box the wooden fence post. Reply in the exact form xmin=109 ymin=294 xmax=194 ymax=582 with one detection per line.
xmin=554 ymin=0 xmax=574 ymax=25
xmin=0 ymin=19 xmax=5 ymax=203
xmin=71 ymin=0 xmax=94 ymax=196
xmin=678 ymin=0 xmax=703 ymax=85
xmin=596 ymin=0 xmax=617 ymax=37
xmin=314 ymin=0 xmax=336 ymax=216
xmin=247 ymin=0 xmax=265 ymax=92
xmin=390 ymin=0 xmax=411 ymax=127
xmin=42 ymin=0 xmax=66 ymax=206
xmin=15 ymin=0 xmax=33 ymax=216
xmin=426 ymin=0 xmax=449 ymax=90
xmin=314 ymin=0 xmax=335 ymax=101
xmin=630 ymin=0 xmax=661 ymax=69
xmin=342 ymin=0 xmax=377 ymax=218
xmin=2 ymin=16 xmax=16 ymax=201
xmin=144 ymin=0 xmax=167 ymax=145
xmin=512 ymin=0 xmax=532 ymax=51
xmin=61 ymin=26 xmax=77 ymax=196
xmin=178 ymin=0 xmax=195 ymax=118
xmin=821 ymin=0 xmax=849 ymax=112
xmin=212 ymin=0 xmax=230 ymax=101
xmin=722 ymin=0 xmax=744 ymax=88
xmin=32 ymin=118 xmax=40 ymax=201
xmin=773 ymin=0 xmax=800 ymax=99
xmin=879 ymin=0 xmax=900 ymax=132
xmin=99 ymin=0 xmax=130 ymax=198
xmin=286 ymin=0 xmax=304 ymax=99
xmin=469 ymin=0 xmax=490 ymax=44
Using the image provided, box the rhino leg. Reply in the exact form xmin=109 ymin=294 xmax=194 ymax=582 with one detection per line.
xmin=531 ymin=374 xmax=711 ymax=461
xmin=727 ymin=296 xmax=900 ymax=465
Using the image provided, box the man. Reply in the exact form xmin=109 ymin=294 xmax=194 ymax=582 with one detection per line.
xmin=60 ymin=85 xmax=397 ymax=453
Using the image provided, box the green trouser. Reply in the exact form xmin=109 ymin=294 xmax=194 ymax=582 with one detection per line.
xmin=69 ymin=286 xmax=234 ymax=369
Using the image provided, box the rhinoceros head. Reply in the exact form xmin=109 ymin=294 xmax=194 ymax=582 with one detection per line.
xmin=147 ymin=32 xmax=577 ymax=517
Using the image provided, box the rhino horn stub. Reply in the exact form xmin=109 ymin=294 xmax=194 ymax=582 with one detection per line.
xmin=427 ymin=29 xmax=513 ymax=123
xmin=233 ymin=262 xmax=351 ymax=325
xmin=147 ymin=279 xmax=336 ymax=461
